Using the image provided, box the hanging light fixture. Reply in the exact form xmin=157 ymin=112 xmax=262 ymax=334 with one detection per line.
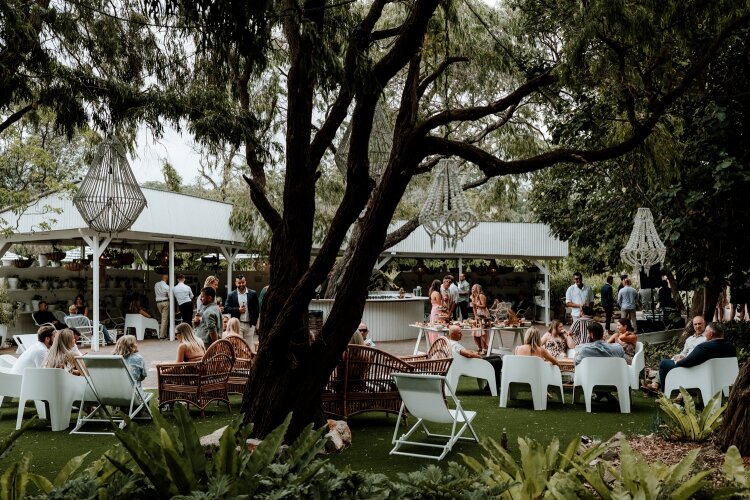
xmin=419 ymin=159 xmax=479 ymax=248
xmin=334 ymin=100 xmax=393 ymax=181
xmin=73 ymin=135 xmax=147 ymax=234
xmin=620 ymin=207 xmax=666 ymax=276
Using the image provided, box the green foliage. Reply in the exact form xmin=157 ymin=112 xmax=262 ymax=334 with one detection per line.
xmin=657 ymin=388 xmax=726 ymax=442
xmin=394 ymin=462 xmax=497 ymax=498
xmin=0 ymin=287 xmax=19 ymax=327
xmin=463 ymin=436 xmax=608 ymax=499
xmin=572 ymin=438 xmax=711 ymax=500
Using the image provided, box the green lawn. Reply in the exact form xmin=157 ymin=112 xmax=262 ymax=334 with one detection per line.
xmin=0 ymin=381 xmax=660 ymax=483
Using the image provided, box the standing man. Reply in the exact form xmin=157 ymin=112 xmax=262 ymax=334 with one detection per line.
xmin=457 ymin=273 xmax=471 ymax=321
xmin=617 ymin=278 xmax=639 ymax=333
xmin=193 ymin=287 xmax=222 ymax=346
xmin=173 ymin=274 xmax=194 ymax=324
xmin=601 ymin=276 xmax=615 ymax=332
xmin=565 ymin=272 xmax=594 ymax=322
xmin=154 ymin=273 xmax=170 ymax=340
xmin=225 ymin=275 xmax=259 ymax=347
xmin=441 ymin=275 xmax=459 ymax=320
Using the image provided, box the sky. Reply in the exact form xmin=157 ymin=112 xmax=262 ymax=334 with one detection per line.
xmin=129 ymin=123 xmax=202 ymax=184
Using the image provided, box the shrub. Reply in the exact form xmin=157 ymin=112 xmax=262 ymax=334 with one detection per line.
xmin=657 ymin=388 xmax=726 ymax=442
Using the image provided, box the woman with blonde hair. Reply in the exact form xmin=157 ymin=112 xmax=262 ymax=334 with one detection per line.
xmin=222 ymin=317 xmax=242 ymax=339
xmin=43 ymin=328 xmax=80 ymax=375
xmin=174 ymin=322 xmax=206 ymax=362
xmin=540 ymin=320 xmax=576 ymax=359
xmin=513 ymin=327 xmax=559 ymax=366
xmin=113 ymin=335 xmax=147 ymax=386
xmin=471 ymin=284 xmax=490 ymax=354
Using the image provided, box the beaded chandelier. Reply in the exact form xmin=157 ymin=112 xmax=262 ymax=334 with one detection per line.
xmin=419 ymin=159 xmax=478 ymax=248
xmin=620 ymin=207 xmax=666 ymax=275
xmin=334 ymin=101 xmax=392 ymax=181
xmin=73 ymin=136 xmax=147 ymax=234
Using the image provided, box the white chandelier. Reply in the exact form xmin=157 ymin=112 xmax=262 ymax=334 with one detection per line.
xmin=334 ymin=101 xmax=392 ymax=181
xmin=73 ymin=136 xmax=147 ymax=234
xmin=419 ymin=158 xmax=478 ymax=248
xmin=620 ymin=207 xmax=666 ymax=275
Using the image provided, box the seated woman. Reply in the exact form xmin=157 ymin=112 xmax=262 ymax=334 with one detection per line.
xmin=128 ymin=298 xmax=153 ymax=318
xmin=222 ymin=317 xmax=242 ymax=339
xmin=540 ymin=320 xmax=576 ymax=359
xmin=43 ymin=328 xmax=81 ymax=375
xmin=607 ymin=318 xmax=637 ymax=364
xmin=113 ymin=334 xmax=147 ymax=387
xmin=74 ymin=294 xmax=90 ymax=318
xmin=513 ymin=327 xmax=560 ymax=366
xmin=174 ymin=322 xmax=206 ymax=362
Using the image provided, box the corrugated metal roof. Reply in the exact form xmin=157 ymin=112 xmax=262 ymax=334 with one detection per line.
xmin=1 ymin=188 xmax=244 ymax=246
xmin=384 ymin=221 xmax=567 ymax=260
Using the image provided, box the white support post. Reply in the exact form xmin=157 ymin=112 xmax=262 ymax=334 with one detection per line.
xmin=374 ymin=256 xmax=392 ymax=270
xmin=219 ymin=246 xmax=240 ymax=296
xmin=80 ymin=232 xmax=111 ymax=351
xmin=458 ymin=257 xmax=463 ymax=276
xmin=532 ymin=259 xmax=551 ymax=326
xmin=169 ymin=240 xmax=175 ymax=340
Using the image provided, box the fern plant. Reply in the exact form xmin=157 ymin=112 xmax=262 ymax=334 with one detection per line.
xmin=657 ymin=387 xmax=726 ymax=441
xmin=462 ymin=436 xmax=609 ymax=499
xmin=570 ymin=438 xmax=712 ymax=500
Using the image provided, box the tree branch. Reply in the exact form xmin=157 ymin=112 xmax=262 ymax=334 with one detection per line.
xmin=417 ymin=56 xmax=469 ymax=98
xmin=370 ymin=26 xmax=403 ymax=41
xmin=382 ymin=216 xmax=420 ymax=249
xmin=415 ymin=72 xmax=557 ymax=136
xmin=0 ymin=104 xmax=34 ymax=135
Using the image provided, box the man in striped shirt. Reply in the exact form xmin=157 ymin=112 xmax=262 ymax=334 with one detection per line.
xmin=570 ymin=306 xmax=597 ymax=345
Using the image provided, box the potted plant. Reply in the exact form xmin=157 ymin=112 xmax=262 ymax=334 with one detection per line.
xmin=0 ymin=287 xmax=18 ymax=345
xmin=7 ymin=275 xmax=20 ymax=290
xmin=31 ymin=294 xmax=43 ymax=311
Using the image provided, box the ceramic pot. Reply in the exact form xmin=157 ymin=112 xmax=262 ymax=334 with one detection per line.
xmin=7 ymin=278 xmax=19 ymax=290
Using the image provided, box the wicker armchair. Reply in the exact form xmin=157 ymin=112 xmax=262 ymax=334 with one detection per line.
xmin=322 ymin=345 xmax=451 ymax=420
xmin=224 ymin=335 xmax=255 ymax=395
xmin=157 ymin=339 xmax=235 ymax=415
xmin=400 ymin=336 xmax=451 ymax=363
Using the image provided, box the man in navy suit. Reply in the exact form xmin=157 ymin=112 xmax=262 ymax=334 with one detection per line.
xmin=655 ymin=321 xmax=736 ymax=394
xmin=224 ymin=275 xmax=259 ymax=347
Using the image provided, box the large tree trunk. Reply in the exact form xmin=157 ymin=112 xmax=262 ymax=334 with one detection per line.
xmin=717 ymin=360 xmax=750 ymax=454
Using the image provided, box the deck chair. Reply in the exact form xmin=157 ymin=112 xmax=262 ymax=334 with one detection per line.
xmin=64 ymin=315 xmax=106 ymax=346
xmin=13 ymin=334 xmax=39 ymax=354
xmin=70 ymin=355 xmax=153 ymax=435
xmin=390 ymin=373 xmax=479 ymax=461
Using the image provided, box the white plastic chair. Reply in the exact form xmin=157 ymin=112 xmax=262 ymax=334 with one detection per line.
xmin=628 ymin=342 xmax=645 ymax=390
xmin=445 ymin=354 xmax=498 ymax=397
xmin=390 ymin=373 xmax=479 ymax=461
xmin=64 ymin=315 xmax=106 ymax=346
xmin=499 ymin=355 xmax=564 ymax=410
xmin=0 ymin=368 xmax=23 ymax=409
xmin=124 ymin=314 xmax=159 ymax=341
xmin=13 ymin=334 xmax=39 ymax=354
xmin=572 ymin=357 xmax=631 ymax=413
xmin=71 ymin=355 xmax=153 ymax=435
xmin=663 ymin=357 xmax=739 ymax=402
xmin=0 ymin=354 xmax=18 ymax=369
xmin=16 ymin=368 xmax=88 ymax=431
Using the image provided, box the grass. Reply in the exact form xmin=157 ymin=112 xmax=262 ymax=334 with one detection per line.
xmin=1 ymin=380 xmax=660 ymax=483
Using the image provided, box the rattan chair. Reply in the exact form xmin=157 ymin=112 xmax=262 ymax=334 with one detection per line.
xmin=322 ymin=345 xmax=452 ymax=420
xmin=224 ymin=335 xmax=255 ymax=395
xmin=400 ymin=337 xmax=451 ymax=363
xmin=156 ymin=339 xmax=235 ymax=415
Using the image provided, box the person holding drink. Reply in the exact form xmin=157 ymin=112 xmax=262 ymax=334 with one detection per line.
xmin=225 ymin=274 xmax=259 ymax=349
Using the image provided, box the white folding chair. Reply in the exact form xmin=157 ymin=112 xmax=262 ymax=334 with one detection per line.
xmin=664 ymin=357 xmax=739 ymax=402
xmin=13 ymin=334 xmax=40 ymax=354
xmin=64 ymin=315 xmax=106 ymax=346
xmin=16 ymin=368 xmax=88 ymax=431
xmin=390 ymin=373 xmax=479 ymax=461
xmin=499 ymin=355 xmax=564 ymax=410
xmin=71 ymin=355 xmax=153 ymax=435
xmin=572 ymin=357 xmax=631 ymax=413
xmin=445 ymin=355 xmax=498 ymax=397
xmin=124 ymin=314 xmax=159 ymax=341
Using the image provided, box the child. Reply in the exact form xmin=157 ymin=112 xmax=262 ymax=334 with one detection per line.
xmin=113 ymin=334 xmax=147 ymax=387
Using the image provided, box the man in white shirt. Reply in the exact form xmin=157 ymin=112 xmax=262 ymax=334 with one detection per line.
xmin=154 ymin=273 xmax=170 ymax=339
xmin=442 ymin=275 xmax=459 ymax=320
xmin=11 ymin=326 xmax=55 ymax=374
xmin=565 ymin=272 xmax=594 ymax=321
xmin=447 ymin=324 xmax=482 ymax=359
xmin=173 ymin=274 xmax=194 ymax=324
xmin=225 ymin=275 xmax=259 ymax=347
